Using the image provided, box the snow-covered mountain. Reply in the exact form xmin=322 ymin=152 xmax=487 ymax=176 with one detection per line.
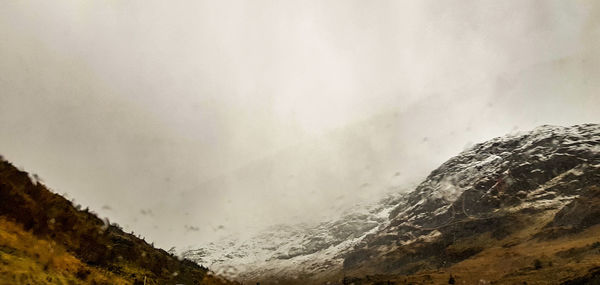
xmin=182 ymin=191 xmax=405 ymax=281
xmin=343 ymin=124 xmax=600 ymax=274
xmin=184 ymin=124 xmax=600 ymax=284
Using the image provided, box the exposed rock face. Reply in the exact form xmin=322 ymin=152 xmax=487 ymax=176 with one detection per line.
xmin=186 ymin=124 xmax=600 ymax=283
xmin=343 ymin=124 xmax=600 ymax=274
xmin=539 ymin=185 xmax=600 ymax=238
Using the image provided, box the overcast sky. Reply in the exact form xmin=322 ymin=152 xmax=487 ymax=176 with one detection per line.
xmin=1 ymin=1 xmax=599 ymax=249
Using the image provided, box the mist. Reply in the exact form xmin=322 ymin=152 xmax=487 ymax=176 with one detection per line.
xmin=1 ymin=0 xmax=599 ymax=249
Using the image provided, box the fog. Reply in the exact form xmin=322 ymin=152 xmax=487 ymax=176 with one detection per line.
xmin=1 ymin=0 xmax=599 ymax=249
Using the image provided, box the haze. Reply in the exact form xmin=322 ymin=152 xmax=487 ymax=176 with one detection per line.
xmin=1 ymin=0 xmax=599 ymax=249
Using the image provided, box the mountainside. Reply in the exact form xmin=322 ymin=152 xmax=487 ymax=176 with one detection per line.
xmin=0 ymin=158 xmax=236 ymax=285
xmin=342 ymin=123 xmax=600 ymax=283
xmin=3 ymin=124 xmax=598 ymax=284
xmin=182 ymin=192 xmax=404 ymax=281
xmin=187 ymin=124 xmax=600 ymax=284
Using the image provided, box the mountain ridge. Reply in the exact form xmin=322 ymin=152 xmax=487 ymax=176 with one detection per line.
xmin=186 ymin=124 xmax=600 ymax=284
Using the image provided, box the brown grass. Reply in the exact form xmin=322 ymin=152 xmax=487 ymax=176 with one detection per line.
xmin=368 ymin=213 xmax=600 ymax=285
xmin=0 ymin=217 xmax=130 ymax=285
xmin=0 ymin=158 xmax=238 ymax=285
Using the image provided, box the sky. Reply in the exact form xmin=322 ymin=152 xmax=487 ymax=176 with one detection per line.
xmin=1 ymin=0 xmax=599 ymax=249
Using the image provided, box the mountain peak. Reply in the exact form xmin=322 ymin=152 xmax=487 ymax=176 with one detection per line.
xmin=185 ymin=124 xmax=600 ymax=284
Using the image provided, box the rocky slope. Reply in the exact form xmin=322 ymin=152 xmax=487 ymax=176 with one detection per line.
xmin=182 ymin=192 xmax=404 ymax=282
xmin=187 ymin=124 xmax=600 ymax=284
xmin=0 ymin=158 xmax=236 ymax=285
xmin=340 ymin=124 xmax=600 ymax=282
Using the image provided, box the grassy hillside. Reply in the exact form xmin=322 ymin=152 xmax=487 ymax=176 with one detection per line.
xmin=341 ymin=210 xmax=600 ymax=284
xmin=0 ymin=157 xmax=235 ymax=285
